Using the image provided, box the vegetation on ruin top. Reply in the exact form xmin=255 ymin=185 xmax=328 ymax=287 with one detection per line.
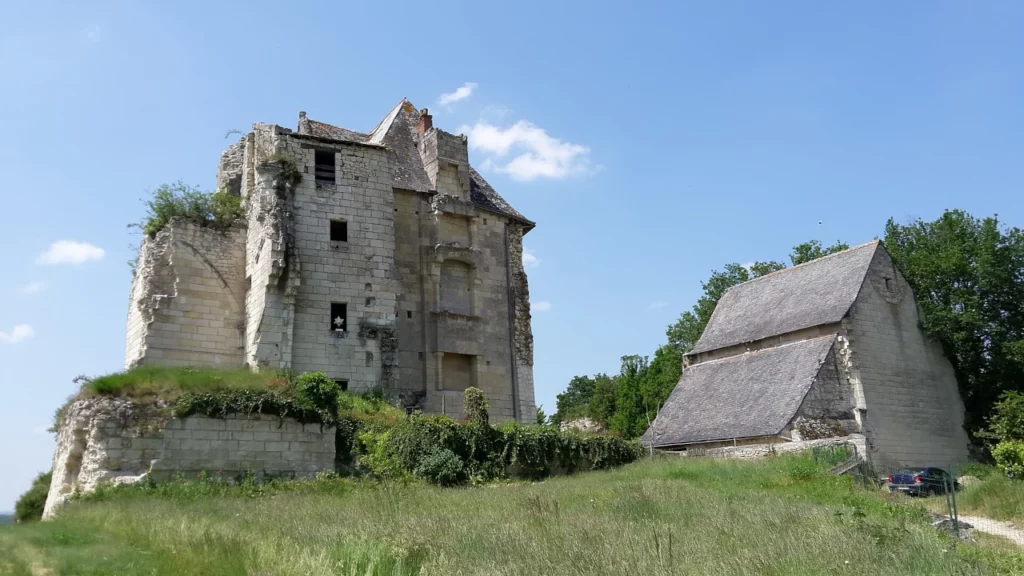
xmin=134 ymin=181 xmax=244 ymax=238
xmin=55 ymin=366 xmax=403 ymax=431
xmin=3 ymin=453 xmax=1023 ymax=574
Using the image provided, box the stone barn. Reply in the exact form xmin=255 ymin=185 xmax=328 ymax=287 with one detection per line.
xmin=643 ymin=241 xmax=970 ymax=468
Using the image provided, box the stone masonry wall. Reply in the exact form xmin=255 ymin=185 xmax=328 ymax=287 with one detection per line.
xmin=843 ymin=247 xmax=970 ymax=467
xmin=790 ymin=346 xmax=860 ymax=441
xmin=124 ymin=221 xmax=247 ymax=369
xmin=507 ymin=223 xmax=536 ymax=420
xmin=283 ymin=137 xmax=399 ymax=390
xmin=44 ymin=398 xmax=334 ymax=519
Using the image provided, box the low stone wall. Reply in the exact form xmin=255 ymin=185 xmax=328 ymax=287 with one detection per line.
xmin=43 ymin=399 xmax=335 ymax=519
xmin=666 ymin=435 xmax=867 ymax=461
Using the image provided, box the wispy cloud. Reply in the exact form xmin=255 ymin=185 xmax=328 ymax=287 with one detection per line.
xmin=0 ymin=324 xmax=34 ymax=344
xmin=650 ymin=300 xmax=668 ymax=310
xmin=22 ymin=281 xmax=47 ymax=294
xmin=532 ymin=300 xmax=552 ymax=312
xmin=37 ymin=240 xmax=105 ymax=265
xmin=460 ymin=120 xmax=593 ymax=181
xmin=522 ymin=247 xmax=540 ymax=268
xmin=438 ymin=82 xmax=478 ymax=107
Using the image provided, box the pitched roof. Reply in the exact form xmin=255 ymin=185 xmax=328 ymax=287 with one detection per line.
xmin=297 ymin=100 xmax=533 ymax=227
xmin=643 ymin=335 xmax=837 ymax=447
xmin=689 ymin=241 xmax=879 ymax=355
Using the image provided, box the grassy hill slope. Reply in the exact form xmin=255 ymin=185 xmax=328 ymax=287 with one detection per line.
xmin=2 ymin=454 xmax=1022 ymax=575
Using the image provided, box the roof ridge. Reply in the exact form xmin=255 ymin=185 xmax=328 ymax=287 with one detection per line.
xmin=723 ymin=240 xmax=879 ymax=292
xmin=690 ymin=333 xmax=837 ymax=368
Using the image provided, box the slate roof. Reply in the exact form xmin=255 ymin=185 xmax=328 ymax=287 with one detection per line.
xmin=297 ymin=100 xmax=533 ymax=228
xmin=642 ymin=335 xmax=837 ymax=448
xmin=689 ymin=241 xmax=880 ymax=355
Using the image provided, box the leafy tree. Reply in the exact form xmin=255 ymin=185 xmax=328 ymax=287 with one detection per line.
xmin=885 ymin=210 xmax=1024 ymax=436
xmin=609 ymin=355 xmax=650 ymax=437
xmin=551 ymin=375 xmax=596 ymax=426
xmin=135 ymin=181 xmax=243 ymax=237
xmin=790 ymin=240 xmax=850 ymax=265
xmin=588 ymin=374 xmax=619 ymax=425
xmin=14 ymin=471 xmax=51 ymax=523
xmin=535 ymin=405 xmax=547 ymax=426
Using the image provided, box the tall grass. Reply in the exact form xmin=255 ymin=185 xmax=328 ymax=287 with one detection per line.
xmin=2 ymin=454 xmax=1022 ymax=575
xmin=83 ymin=365 xmax=286 ymax=400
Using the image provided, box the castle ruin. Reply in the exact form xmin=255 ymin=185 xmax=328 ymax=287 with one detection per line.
xmin=124 ymin=100 xmax=536 ymax=422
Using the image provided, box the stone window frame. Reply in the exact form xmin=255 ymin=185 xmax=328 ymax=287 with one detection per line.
xmin=330 ymin=219 xmax=348 ymax=243
xmin=330 ymin=302 xmax=348 ymax=332
xmin=314 ymin=149 xmax=336 ymax=186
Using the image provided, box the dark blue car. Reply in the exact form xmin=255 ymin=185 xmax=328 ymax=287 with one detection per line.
xmin=887 ymin=467 xmax=959 ymax=496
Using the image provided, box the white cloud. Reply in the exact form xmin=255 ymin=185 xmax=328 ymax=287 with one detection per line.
xmin=437 ymin=82 xmax=478 ymax=107
xmin=37 ymin=241 xmax=105 ymax=265
xmin=459 ymin=120 xmax=592 ymax=181
xmin=21 ymin=281 xmax=46 ymax=294
xmin=532 ymin=301 xmax=552 ymax=312
xmin=0 ymin=324 xmax=34 ymax=344
xmin=650 ymin=300 xmax=668 ymax=310
xmin=522 ymin=247 xmax=540 ymax=268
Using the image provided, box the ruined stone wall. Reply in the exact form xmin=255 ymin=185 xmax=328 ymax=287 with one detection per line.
xmin=44 ymin=399 xmax=335 ymax=519
xmin=124 ymin=221 xmax=247 ymax=369
xmin=843 ymin=248 xmax=970 ymax=467
xmin=673 ymin=435 xmax=867 ymax=461
xmin=243 ymin=124 xmax=299 ymax=369
xmin=507 ymin=223 xmax=536 ymax=420
xmin=790 ymin=347 xmax=860 ymax=441
xmin=282 ymin=137 xmax=399 ymax=391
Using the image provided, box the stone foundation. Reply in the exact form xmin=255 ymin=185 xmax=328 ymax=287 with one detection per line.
xmin=43 ymin=399 xmax=335 ymax=519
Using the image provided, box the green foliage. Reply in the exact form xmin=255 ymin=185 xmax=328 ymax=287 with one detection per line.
xmin=462 ymin=387 xmax=489 ymax=427
xmin=789 ymin=239 xmax=850 ymax=266
xmin=359 ymin=415 xmax=642 ymax=485
xmin=414 ymin=448 xmax=466 ymax=486
xmin=535 ymin=405 xmax=547 ymax=425
xmin=981 ymin=391 xmax=1024 ymax=445
xmin=54 ymin=366 xmax=400 ymax=431
xmin=136 ymin=181 xmax=243 ymax=237
xmin=993 ymin=441 xmax=1024 ymax=479
xmin=885 ymin=210 xmax=1024 ymax=437
xmin=14 ymin=471 xmax=51 ymax=523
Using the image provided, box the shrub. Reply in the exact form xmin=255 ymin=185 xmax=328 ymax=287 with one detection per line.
xmin=14 ymin=471 xmax=51 ymax=523
xmin=983 ymin=391 xmax=1024 ymax=444
xmin=415 ymin=448 xmax=466 ymax=486
xmin=463 ymin=387 xmax=489 ymax=427
xmin=137 ymin=181 xmax=243 ymax=237
xmin=360 ymin=415 xmax=642 ymax=486
xmin=993 ymin=441 xmax=1024 ymax=478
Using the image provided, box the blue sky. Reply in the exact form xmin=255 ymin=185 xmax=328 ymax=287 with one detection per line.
xmin=1 ymin=0 xmax=1022 ymax=510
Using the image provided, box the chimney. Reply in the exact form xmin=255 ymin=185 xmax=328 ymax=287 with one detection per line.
xmin=417 ymin=108 xmax=433 ymax=133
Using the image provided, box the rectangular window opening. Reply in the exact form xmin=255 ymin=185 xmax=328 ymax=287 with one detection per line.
xmin=406 ymin=310 xmax=413 ymax=319
xmin=884 ymin=277 xmax=891 ymax=290
xmin=330 ymin=303 xmax=347 ymax=332
xmin=334 ymin=379 xmax=349 ymax=392
xmin=315 ymin=150 xmax=336 ymax=185
xmin=330 ymin=220 xmax=348 ymax=242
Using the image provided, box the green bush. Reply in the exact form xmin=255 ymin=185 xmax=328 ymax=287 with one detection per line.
xmin=993 ymin=441 xmax=1024 ymax=478
xmin=983 ymin=391 xmax=1024 ymax=444
xmin=137 ymin=181 xmax=244 ymax=237
xmin=462 ymin=387 xmax=489 ymax=427
xmin=359 ymin=414 xmax=642 ymax=486
xmin=415 ymin=448 xmax=466 ymax=486
xmin=14 ymin=471 xmax=51 ymax=523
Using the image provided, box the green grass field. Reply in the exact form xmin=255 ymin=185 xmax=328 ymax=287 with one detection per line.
xmin=2 ymin=454 xmax=1022 ymax=575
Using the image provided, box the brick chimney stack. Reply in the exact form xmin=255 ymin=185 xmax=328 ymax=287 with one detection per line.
xmin=417 ymin=108 xmax=433 ymax=133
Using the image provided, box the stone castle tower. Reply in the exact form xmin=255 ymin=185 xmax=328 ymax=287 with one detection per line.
xmin=124 ymin=100 xmax=536 ymax=422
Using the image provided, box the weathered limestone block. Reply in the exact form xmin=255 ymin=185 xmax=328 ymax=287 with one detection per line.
xmin=125 ymin=220 xmax=247 ymax=369
xmin=43 ymin=399 xmax=335 ymax=520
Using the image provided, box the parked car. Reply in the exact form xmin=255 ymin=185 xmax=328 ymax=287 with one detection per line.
xmin=887 ymin=467 xmax=960 ymax=496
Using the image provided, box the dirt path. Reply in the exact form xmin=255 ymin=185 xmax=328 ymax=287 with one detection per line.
xmin=958 ymin=515 xmax=1024 ymax=546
